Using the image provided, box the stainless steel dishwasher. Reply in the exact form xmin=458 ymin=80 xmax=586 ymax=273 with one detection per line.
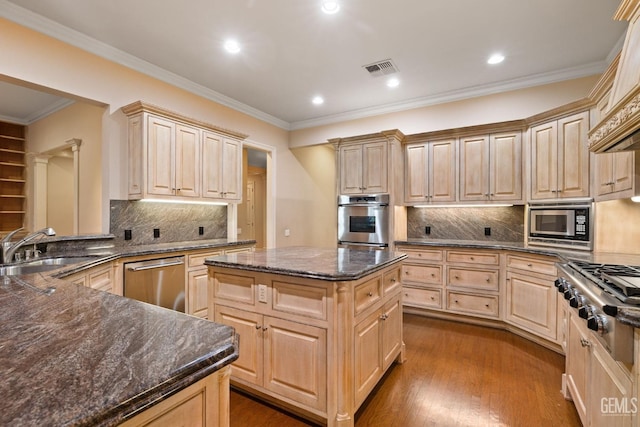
xmin=124 ymin=256 xmax=186 ymax=312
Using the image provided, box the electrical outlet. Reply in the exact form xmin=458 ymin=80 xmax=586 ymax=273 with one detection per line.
xmin=284 ymin=228 xmax=290 ymax=237
xmin=257 ymin=284 xmax=267 ymax=303
xmin=484 ymin=227 xmax=491 ymax=236
xmin=425 ymin=226 xmax=431 ymax=235
xmin=153 ymin=228 xmax=160 ymax=238
xmin=199 ymin=226 xmax=204 ymax=236
xmin=124 ymin=229 xmax=132 ymax=240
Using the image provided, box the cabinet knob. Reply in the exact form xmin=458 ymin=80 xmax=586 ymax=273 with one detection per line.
xmin=486 ymin=277 xmax=491 ymax=282
xmin=431 ymin=273 xmax=435 ymax=277
xmin=454 ymin=300 xmax=459 ymax=303
xmin=262 ymin=326 xmax=269 ymax=331
xmin=580 ymin=338 xmax=591 ymax=348
xmin=454 ymin=275 xmax=459 ymax=280
xmin=527 ymin=263 xmax=533 ymax=267
xmin=390 ymin=278 xmax=397 ymax=283
xmin=485 ymin=304 xmax=490 ymax=308
xmin=431 ymin=296 xmax=435 ymax=300
xmin=470 ymin=257 xmax=474 ymax=260
xmin=367 ymin=292 xmax=373 ymax=297
xmin=255 ymin=325 xmax=261 ymax=330
xmin=380 ymin=314 xmax=388 ymax=320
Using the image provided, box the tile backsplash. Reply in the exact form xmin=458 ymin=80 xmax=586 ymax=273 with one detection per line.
xmin=407 ymin=206 xmax=525 ymax=242
xmin=110 ymin=200 xmax=227 ymax=245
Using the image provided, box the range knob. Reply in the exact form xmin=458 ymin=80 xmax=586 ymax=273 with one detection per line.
xmin=555 ymin=278 xmax=567 ymax=293
xmin=587 ymin=314 xmax=608 ymax=334
xmin=579 ymin=304 xmax=595 ymax=319
xmin=569 ymin=292 xmax=583 ymax=308
xmin=563 ymin=285 xmax=574 ymax=300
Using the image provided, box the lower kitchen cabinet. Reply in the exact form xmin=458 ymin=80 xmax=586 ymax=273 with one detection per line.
xmin=215 ymin=305 xmax=327 ymax=410
xmin=208 ymin=262 xmax=404 ymax=427
xmin=66 ymin=262 xmax=115 ymax=294
xmin=119 ymin=365 xmax=231 ymax=427
xmin=565 ymin=310 xmax=634 ymax=427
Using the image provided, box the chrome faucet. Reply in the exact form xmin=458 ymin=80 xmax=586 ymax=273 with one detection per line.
xmin=1 ymin=227 xmax=56 ymax=264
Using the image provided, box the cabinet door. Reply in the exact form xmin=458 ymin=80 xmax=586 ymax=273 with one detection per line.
xmin=381 ymin=298 xmax=402 ymax=370
xmin=557 ymin=112 xmax=589 ymax=198
xmin=354 ymin=309 xmax=382 ymax=407
xmin=263 ymin=316 xmax=327 ymax=411
xmin=362 ymin=141 xmax=388 ymax=194
xmin=505 ymin=272 xmax=557 ymax=341
xmin=215 ymin=305 xmax=262 ymax=386
xmin=530 ymin=121 xmax=558 ymax=200
xmin=566 ymin=311 xmax=589 ymax=426
xmin=595 ymin=152 xmax=616 ymax=196
xmin=340 ymin=144 xmax=364 ymax=194
xmin=405 ymin=143 xmax=429 ymax=202
xmin=430 ymin=139 xmax=456 ymax=202
xmin=187 ymin=269 xmax=209 ymax=319
xmin=589 ymin=339 xmax=634 ymax=426
xmin=174 ymin=124 xmax=200 ymax=198
xmin=202 ymin=131 xmax=223 ymax=199
xmin=221 ymin=137 xmax=242 ymax=200
xmin=147 ymin=115 xmax=175 ymax=196
xmin=490 ymin=132 xmax=522 ymax=201
xmin=459 ymin=135 xmax=489 ymax=201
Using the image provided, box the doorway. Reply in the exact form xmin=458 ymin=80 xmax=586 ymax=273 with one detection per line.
xmin=238 ymin=146 xmax=268 ymax=248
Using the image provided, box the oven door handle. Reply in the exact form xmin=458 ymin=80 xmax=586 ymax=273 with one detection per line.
xmin=339 ymin=203 xmax=388 ymax=208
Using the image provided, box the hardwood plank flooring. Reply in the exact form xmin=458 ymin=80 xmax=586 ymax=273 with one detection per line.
xmin=229 ymin=314 xmax=581 ymax=427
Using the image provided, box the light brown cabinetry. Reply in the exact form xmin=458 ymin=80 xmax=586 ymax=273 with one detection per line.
xmin=565 ymin=310 xmax=634 ymax=427
xmin=66 ymin=262 xmax=115 ymax=294
xmin=404 ymin=139 xmax=456 ymax=204
xmin=399 ymin=247 xmax=444 ymax=309
xmin=123 ymin=101 xmax=247 ymax=203
xmin=459 ymin=132 xmax=522 ymax=203
xmin=0 ymin=122 xmax=26 ymax=233
xmin=505 ymin=254 xmax=558 ymax=342
xmin=119 ymin=366 xmax=231 ymax=427
xmin=530 ymin=111 xmax=590 ymax=200
xmin=339 ymin=140 xmax=388 ymax=195
xmin=209 ymin=263 xmax=403 ymax=426
xmin=594 ymin=151 xmax=640 ymax=201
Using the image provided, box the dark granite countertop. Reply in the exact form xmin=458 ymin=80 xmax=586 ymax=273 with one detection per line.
xmin=396 ymin=238 xmax=640 ymax=328
xmin=205 ymin=246 xmax=407 ymax=281
xmin=0 ymin=274 xmax=238 ymax=426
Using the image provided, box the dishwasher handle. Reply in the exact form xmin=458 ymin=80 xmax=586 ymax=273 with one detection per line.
xmin=126 ymin=257 xmax=185 ymax=272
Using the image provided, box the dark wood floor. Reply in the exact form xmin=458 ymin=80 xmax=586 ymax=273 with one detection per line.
xmin=230 ymin=314 xmax=582 ymax=427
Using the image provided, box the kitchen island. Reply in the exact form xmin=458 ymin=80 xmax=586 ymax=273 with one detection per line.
xmin=0 ymin=272 xmax=239 ymax=426
xmin=205 ymin=247 xmax=407 ymax=427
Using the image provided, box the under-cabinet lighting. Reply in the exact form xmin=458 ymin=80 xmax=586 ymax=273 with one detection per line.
xmin=413 ymin=204 xmax=514 ymax=208
xmin=139 ymin=199 xmax=228 ymax=206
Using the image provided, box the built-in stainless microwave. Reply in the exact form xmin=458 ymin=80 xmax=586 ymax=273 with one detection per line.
xmin=527 ymin=200 xmax=593 ymax=251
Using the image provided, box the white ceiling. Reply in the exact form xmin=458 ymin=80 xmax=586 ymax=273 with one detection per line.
xmin=0 ymin=0 xmax=629 ymax=129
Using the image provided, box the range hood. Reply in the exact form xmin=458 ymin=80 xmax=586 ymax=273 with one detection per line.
xmin=589 ymin=0 xmax=640 ymax=153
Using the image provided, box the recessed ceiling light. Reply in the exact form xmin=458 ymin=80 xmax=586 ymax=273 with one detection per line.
xmin=312 ymin=96 xmax=324 ymax=105
xmin=224 ymin=39 xmax=241 ymax=54
xmin=487 ymin=53 xmax=505 ymax=65
xmin=321 ymin=0 xmax=340 ymax=14
xmin=387 ymin=77 xmax=400 ymax=88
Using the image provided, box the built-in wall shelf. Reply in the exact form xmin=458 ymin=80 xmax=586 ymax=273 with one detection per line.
xmin=0 ymin=121 xmax=26 ymax=232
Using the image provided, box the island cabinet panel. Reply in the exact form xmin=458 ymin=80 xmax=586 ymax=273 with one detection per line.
xmin=208 ymin=260 xmax=404 ymax=427
xmin=119 ymin=366 xmax=231 ymax=427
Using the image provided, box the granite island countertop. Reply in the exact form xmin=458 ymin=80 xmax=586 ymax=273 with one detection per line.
xmin=0 ymin=272 xmax=239 ymax=426
xmin=204 ymin=246 xmax=408 ymax=281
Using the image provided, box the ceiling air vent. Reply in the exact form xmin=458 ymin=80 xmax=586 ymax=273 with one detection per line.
xmin=363 ymin=59 xmax=399 ymax=77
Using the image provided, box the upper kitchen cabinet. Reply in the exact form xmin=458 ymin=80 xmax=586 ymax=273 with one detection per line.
xmin=404 ymin=138 xmax=456 ymax=204
xmin=122 ymin=101 xmax=247 ymax=203
xmin=0 ymin=121 xmax=26 ymax=233
xmin=459 ymin=130 xmax=523 ymax=204
xmin=530 ymin=107 xmax=590 ymax=200
xmin=331 ymin=130 xmax=404 ymax=197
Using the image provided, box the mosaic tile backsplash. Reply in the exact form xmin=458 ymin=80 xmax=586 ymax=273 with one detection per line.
xmin=110 ymin=200 xmax=227 ymax=245
xmin=407 ymin=206 xmax=525 ymax=242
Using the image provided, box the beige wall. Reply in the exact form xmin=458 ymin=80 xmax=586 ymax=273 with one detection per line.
xmin=595 ymin=199 xmax=640 ymax=254
xmin=27 ymin=102 xmax=104 ymax=234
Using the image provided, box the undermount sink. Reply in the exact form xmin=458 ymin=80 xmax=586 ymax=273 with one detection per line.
xmin=0 ymin=256 xmax=99 ymax=276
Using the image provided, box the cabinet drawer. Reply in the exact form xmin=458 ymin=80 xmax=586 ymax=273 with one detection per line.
xmin=403 ymin=286 xmax=441 ymax=309
xmin=506 ymin=254 xmax=557 ymax=276
xmin=87 ymin=266 xmax=113 ymax=292
xmin=383 ymin=268 xmax=401 ymax=296
xmin=354 ymin=277 xmax=382 ymax=315
xmin=402 ymin=264 xmax=442 ymax=286
xmin=213 ymin=272 xmax=256 ymax=306
xmin=446 ymin=250 xmax=499 ymax=265
xmin=272 ymin=281 xmax=329 ymax=320
xmin=447 ymin=267 xmax=499 ymax=291
xmin=400 ymin=248 xmax=443 ymax=263
xmin=188 ymin=250 xmax=223 ymax=268
xmin=447 ymin=291 xmax=499 ymax=318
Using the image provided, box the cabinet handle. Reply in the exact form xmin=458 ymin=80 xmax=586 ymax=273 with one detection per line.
xmin=431 ymin=296 xmax=435 ymax=300
xmin=380 ymin=314 xmax=388 ymax=320
xmin=367 ymin=292 xmax=373 ymax=297
xmin=255 ymin=325 xmax=261 ymax=330
xmin=580 ymin=338 xmax=591 ymax=348
xmin=486 ymin=277 xmax=491 ymax=282
xmin=390 ymin=278 xmax=397 ymax=283
xmin=262 ymin=327 xmax=268 ymax=331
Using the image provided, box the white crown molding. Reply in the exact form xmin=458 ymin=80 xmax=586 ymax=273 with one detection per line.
xmin=289 ymin=61 xmax=608 ymax=130
xmin=25 ymin=99 xmax=76 ymax=124
xmin=0 ymin=0 xmax=291 ymax=130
